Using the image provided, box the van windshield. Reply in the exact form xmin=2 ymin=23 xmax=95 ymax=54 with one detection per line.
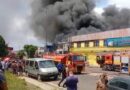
xmin=39 ymin=60 xmax=55 ymax=68
xmin=72 ymin=55 xmax=86 ymax=61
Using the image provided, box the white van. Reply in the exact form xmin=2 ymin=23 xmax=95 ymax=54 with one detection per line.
xmin=25 ymin=58 xmax=59 ymax=80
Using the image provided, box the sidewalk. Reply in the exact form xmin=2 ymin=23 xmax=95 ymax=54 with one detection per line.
xmin=21 ymin=77 xmax=66 ymax=90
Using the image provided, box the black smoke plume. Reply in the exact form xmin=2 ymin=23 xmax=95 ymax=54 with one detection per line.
xmin=103 ymin=5 xmax=130 ymax=30
xmin=30 ymin=0 xmax=106 ymax=42
xmin=31 ymin=0 xmax=130 ymax=43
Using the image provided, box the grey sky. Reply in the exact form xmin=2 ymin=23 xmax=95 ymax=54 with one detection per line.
xmin=0 ymin=0 xmax=44 ymax=50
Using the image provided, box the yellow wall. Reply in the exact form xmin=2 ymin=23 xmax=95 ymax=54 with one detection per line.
xmin=87 ymin=53 xmax=99 ymax=67
xmin=89 ymin=42 xmax=94 ymax=47
xmin=70 ymin=46 xmax=130 ymax=67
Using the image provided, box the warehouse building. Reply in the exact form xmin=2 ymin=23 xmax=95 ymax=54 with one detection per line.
xmin=70 ymin=28 xmax=130 ymax=66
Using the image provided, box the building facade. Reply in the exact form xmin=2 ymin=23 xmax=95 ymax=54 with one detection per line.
xmin=70 ymin=28 xmax=130 ymax=66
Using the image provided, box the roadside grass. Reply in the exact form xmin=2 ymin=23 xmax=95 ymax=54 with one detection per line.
xmin=5 ymin=71 xmax=27 ymax=90
xmin=5 ymin=71 xmax=43 ymax=90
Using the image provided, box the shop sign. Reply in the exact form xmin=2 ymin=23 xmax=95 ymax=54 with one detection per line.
xmin=106 ymin=37 xmax=130 ymax=47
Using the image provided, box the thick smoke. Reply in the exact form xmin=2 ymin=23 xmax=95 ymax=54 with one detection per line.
xmin=103 ymin=5 xmax=130 ymax=30
xmin=31 ymin=0 xmax=106 ymax=42
xmin=31 ymin=0 xmax=130 ymax=43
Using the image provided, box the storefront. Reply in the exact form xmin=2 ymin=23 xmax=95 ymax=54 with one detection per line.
xmin=70 ymin=28 xmax=130 ymax=67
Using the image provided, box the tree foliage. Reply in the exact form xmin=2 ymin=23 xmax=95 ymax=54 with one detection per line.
xmin=17 ymin=50 xmax=25 ymax=59
xmin=0 ymin=35 xmax=8 ymax=58
xmin=24 ymin=45 xmax=37 ymax=58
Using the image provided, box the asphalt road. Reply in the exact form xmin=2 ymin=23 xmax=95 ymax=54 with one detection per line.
xmin=47 ymin=67 xmax=121 ymax=90
xmin=23 ymin=67 xmax=128 ymax=90
xmin=77 ymin=73 xmax=98 ymax=90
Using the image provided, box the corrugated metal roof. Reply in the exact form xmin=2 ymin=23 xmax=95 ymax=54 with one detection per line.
xmin=70 ymin=28 xmax=130 ymax=42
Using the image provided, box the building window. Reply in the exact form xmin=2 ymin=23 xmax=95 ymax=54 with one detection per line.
xmin=94 ymin=40 xmax=99 ymax=47
xmin=77 ymin=42 xmax=81 ymax=48
xmin=70 ymin=43 xmax=73 ymax=48
xmin=85 ymin=42 xmax=89 ymax=47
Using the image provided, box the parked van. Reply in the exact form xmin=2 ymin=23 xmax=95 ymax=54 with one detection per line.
xmin=25 ymin=58 xmax=59 ymax=80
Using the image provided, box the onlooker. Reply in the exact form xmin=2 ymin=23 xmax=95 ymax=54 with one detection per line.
xmin=17 ymin=61 xmax=24 ymax=76
xmin=11 ymin=61 xmax=17 ymax=75
xmin=58 ymin=64 xmax=67 ymax=87
xmin=0 ymin=61 xmax=2 ymax=72
xmin=0 ymin=60 xmax=8 ymax=90
xmin=96 ymin=73 xmax=108 ymax=90
xmin=63 ymin=71 xmax=78 ymax=90
xmin=1 ymin=59 xmax=5 ymax=72
xmin=57 ymin=62 xmax=64 ymax=75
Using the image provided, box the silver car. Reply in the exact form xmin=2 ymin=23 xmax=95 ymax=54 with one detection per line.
xmin=107 ymin=77 xmax=130 ymax=90
xmin=25 ymin=58 xmax=59 ymax=80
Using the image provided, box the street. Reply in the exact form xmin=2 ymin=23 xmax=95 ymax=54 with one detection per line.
xmin=44 ymin=67 xmax=125 ymax=90
xmin=22 ymin=67 xmax=129 ymax=90
xmin=20 ymin=66 xmax=130 ymax=90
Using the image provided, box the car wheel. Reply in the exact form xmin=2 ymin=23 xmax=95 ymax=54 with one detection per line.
xmin=26 ymin=72 xmax=30 ymax=77
xmin=37 ymin=75 xmax=42 ymax=81
xmin=53 ymin=75 xmax=58 ymax=80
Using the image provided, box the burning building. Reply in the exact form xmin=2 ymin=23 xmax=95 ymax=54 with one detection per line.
xmin=30 ymin=0 xmax=130 ymax=66
xmin=70 ymin=28 xmax=130 ymax=66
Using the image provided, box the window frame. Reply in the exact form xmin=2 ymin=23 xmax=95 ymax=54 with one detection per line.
xmin=34 ymin=61 xmax=39 ymax=69
xmin=30 ymin=61 xmax=34 ymax=67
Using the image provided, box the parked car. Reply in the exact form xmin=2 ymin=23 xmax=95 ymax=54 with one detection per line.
xmin=107 ymin=77 xmax=130 ymax=90
xmin=25 ymin=58 xmax=59 ymax=80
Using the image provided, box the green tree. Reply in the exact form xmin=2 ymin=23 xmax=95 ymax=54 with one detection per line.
xmin=17 ymin=50 xmax=25 ymax=59
xmin=24 ymin=45 xmax=37 ymax=58
xmin=0 ymin=35 xmax=8 ymax=58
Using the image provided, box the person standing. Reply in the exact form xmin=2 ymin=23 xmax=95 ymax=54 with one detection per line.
xmin=57 ymin=62 xmax=64 ymax=75
xmin=11 ymin=61 xmax=17 ymax=75
xmin=0 ymin=60 xmax=8 ymax=90
xmin=1 ymin=59 xmax=5 ymax=72
xmin=63 ymin=71 xmax=78 ymax=90
xmin=58 ymin=63 xmax=67 ymax=87
xmin=96 ymin=73 xmax=108 ymax=90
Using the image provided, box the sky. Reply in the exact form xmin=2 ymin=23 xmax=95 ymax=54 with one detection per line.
xmin=0 ymin=0 xmax=44 ymax=50
xmin=95 ymin=0 xmax=130 ymax=14
xmin=0 ymin=0 xmax=130 ymax=50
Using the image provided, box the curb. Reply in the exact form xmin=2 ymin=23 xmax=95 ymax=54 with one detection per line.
xmin=46 ymin=82 xmax=66 ymax=90
xmin=20 ymin=76 xmax=66 ymax=90
xmin=45 ymin=82 xmax=66 ymax=90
